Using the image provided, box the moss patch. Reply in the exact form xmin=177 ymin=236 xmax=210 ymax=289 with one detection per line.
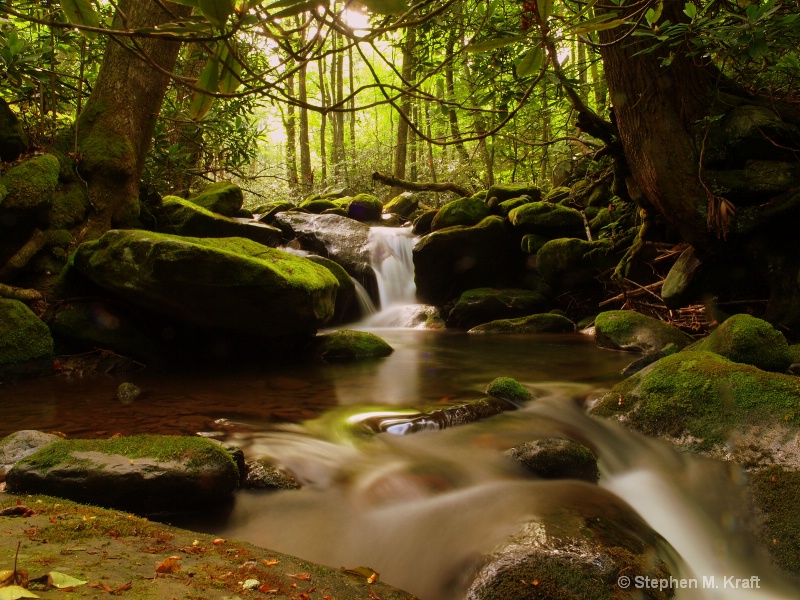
xmin=749 ymin=466 xmax=800 ymax=578
xmin=311 ymin=330 xmax=393 ymax=361
xmin=470 ymin=313 xmax=575 ymax=334
xmin=431 ymin=197 xmax=491 ymax=231
xmin=594 ymin=310 xmax=691 ymax=354
xmin=0 ymin=299 xmax=54 ymax=365
xmin=0 ymin=153 xmax=60 ymax=212
xmin=592 ymin=351 xmax=800 ymax=450
xmin=691 ymin=314 xmax=792 ymax=372
xmin=485 ymin=377 xmax=533 ymax=404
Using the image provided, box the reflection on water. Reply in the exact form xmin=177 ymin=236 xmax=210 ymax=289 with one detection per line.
xmin=1 ymin=331 xmax=796 ymax=599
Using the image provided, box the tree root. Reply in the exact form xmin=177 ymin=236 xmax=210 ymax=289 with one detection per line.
xmin=0 ymin=282 xmax=43 ymax=302
xmin=0 ymin=229 xmax=48 ymax=282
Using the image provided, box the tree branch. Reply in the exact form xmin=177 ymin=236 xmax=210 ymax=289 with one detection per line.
xmin=372 ymin=172 xmax=470 ymax=197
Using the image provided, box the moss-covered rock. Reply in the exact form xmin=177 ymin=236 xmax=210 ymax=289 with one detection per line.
xmin=347 ymin=193 xmax=383 ymax=222
xmin=243 ymin=459 xmax=301 ymax=490
xmin=252 ymin=200 xmax=294 ymax=221
xmin=542 ymin=186 xmax=570 ymax=202
xmin=749 ymin=466 xmax=800 ymax=577
xmin=412 ymin=208 xmax=438 ymax=235
xmin=300 ymin=198 xmax=340 ymax=213
xmin=0 ymin=153 xmax=60 ymax=216
xmin=497 ymin=196 xmax=533 ymax=216
xmin=485 ymin=376 xmax=533 ymax=404
xmin=470 ymin=312 xmax=575 ymax=334
xmin=447 ymin=288 xmax=549 ymax=330
xmin=6 ymin=435 xmax=240 ymax=513
xmin=507 ymin=438 xmax=599 ymax=482
xmin=0 ymin=299 xmax=54 ymax=365
xmin=0 ymin=430 xmax=61 ymax=482
xmin=187 ymin=181 xmax=243 ymax=216
xmin=47 ymin=184 xmax=89 ymax=229
xmin=413 ymin=216 xmax=524 ymax=305
xmin=69 ymin=230 xmax=339 ymax=339
xmin=592 ymin=351 xmax=800 ymax=452
xmin=536 ymin=238 xmax=618 ymax=289
xmin=306 ymin=255 xmax=358 ymax=324
xmin=431 ymin=197 xmax=491 ymax=231
xmin=690 ymin=314 xmax=792 ymax=373
xmin=155 ymin=195 xmax=281 ymax=247
xmin=508 ymin=202 xmax=584 ymax=238
xmin=309 ymin=330 xmax=393 ymax=361
xmin=383 ymin=192 xmax=419 ymax=217
xmin=594 ymin=310 xmax=692 ymax=354
xmin=486 ymin=183 xmax=542 ymax=203
xmin=661 ymin=246 xmax=703 ymax=309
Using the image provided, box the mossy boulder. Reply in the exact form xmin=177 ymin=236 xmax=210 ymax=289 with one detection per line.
xmin=412 ymin=208 xmax=438 ymax=235
xmin=467 ymin=483 xmax=674 ymax=600
xmin=486 ymin=183 xmax=541 ymax=203
xmin=508 ymin=202 xmax=584 ymax=238
xmin=485 ymin=377 xmax=533 ymax=404
xmin=413 ymin=216 xmax=524 ymax=306
xmin=48 ymin=184 xmax=89 ymax=229
xmin=300 ymin=198 xmax=340 ymax=213
xmin=431 ymin=197 xmax=491 ymax=231
xmin=520 ymin=233 xmax=549 ymax=254
xmin=68 ymin=230 xmax=339 ymax=339
xmin=542 ymin=186 xmax=570 ymax=202
xmin=690 ymin=313 xmax=792 ymax=373
xmin=156 ymin=196 xmax=281 ymax=247
xmin=469 ymin=312 xmax=575 ymax=334
xmin=594 ymin=310 xmax=692 ymax=354
xmin=592 ymin=351 xmax=800 ymax=454
xmin=446 ymin=288 xmax=549 ymax=330
xmin=0 ymin=98 xmax=28 ymax=162
xmin=347 ymin=193 xmax=383 ymax=222
xmin=0 ymin=299 xmax=54 ymax=365
xmin=0 ymin=153 xmax=60 ymax=218
xmin=536 ymin=238 xmax=618 ymax=289
xmin=309 ymin=330 xmax=393 ymax=362
xmin=306 ymin=255 xmax=358 ymax=324
xmin=507 ymin=438 xmax=599 ymax=482
xmin=5 ymin=435 xmax=240 ymax=513
xmin=497 ymin=196 xmax=533 ymax=216
xmin=187 ymin=181 xmax=243 ymax=216
xmin=252 ymin=200 xmax=293 ymax=221
xmin=383 ymin=192 xmax=419 ymax=217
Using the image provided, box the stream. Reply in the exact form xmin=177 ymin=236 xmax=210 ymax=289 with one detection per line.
xmin=1 ymin=226 xmax=798 ymax=599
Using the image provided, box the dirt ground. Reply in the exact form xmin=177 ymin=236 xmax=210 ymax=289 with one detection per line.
xmin=0 ymin=493 xmax=416 ymax=600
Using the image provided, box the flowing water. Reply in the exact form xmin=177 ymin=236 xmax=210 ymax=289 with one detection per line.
xmin=1 ymin=227 xmax=798 ymax=599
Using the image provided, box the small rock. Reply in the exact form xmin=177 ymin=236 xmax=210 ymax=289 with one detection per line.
xmin=117 ymin=382 xmax=142 ymax=404
xmin=507 ymin=438 xmax=599 ymax=483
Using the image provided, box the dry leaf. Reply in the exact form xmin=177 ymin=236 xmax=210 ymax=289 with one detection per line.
xmin=262 ymin=559 xmax=279 ymax=567
xmin=155 ymin=556 xmax=181 ymax=574
xmin=287 ymin=573 xmax=311 ymax=581
xmin=212 ymin=538 xmax=226 ymax=545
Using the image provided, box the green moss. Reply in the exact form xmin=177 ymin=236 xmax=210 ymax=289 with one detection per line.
xmin=485 ymin=377 xmax=533 ymax=404
xmin=536 ymin=238 xmax=617 ymax=288
xmin=486 ymin=183 xmax=541 ymax=203
xmin=300 ymin=198 xmax=340 ymax=213
xmin=347 ymin=193 xmax=382 ymax=222
xmin=19 ymin=435 xmax=236 ymax=475
xmin=594 ymin=310 xmax=691 ymax=353
xmin=48 ymin=184 xmax=89 ymax=228
xmin=692 ymin=314 xmax=792 ymax=372
xmin=383 ymin=192 xmax=418 ymax=217
xmin=312 ymin=330 xmax=393 ymax=361
xmin=593 ymin=351 xmax=800 ymax=449
xmin=749 ymin=466 xmax=800 ymax=578
xmin=0 ymin=298 xmax=54 ymax=365
xmin=0 ymin=153 xmax=60 ymax=211
xmin=790 ymin=344 xmax=800 ymax=364
xmin=188 ymin=181 xmax=243 ymax=216
xmin=431 ymin=197 xmax=491 ymax=231
xmin=470 ymin=313 xmax=575 ymax=334
xmin=77 ymin=102 xmax=136 ymax=177
xmin=520 ymin=233 xmax=548 ymax=254
xmin=542 ymin=186 xmax=570 ymax=202
xmin=508 ymin=201 xmax=584 ymax=237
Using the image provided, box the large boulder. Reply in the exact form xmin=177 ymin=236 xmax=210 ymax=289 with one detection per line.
xmin=187 ymin=181 xmax=243 ymax=216
xmin=508 ymin=201 xmax=585 ymax=238
xmin=347 ymin=193 xmax=383 ymax=222
xmin=382 ymin=192 xmax=419 ymax=218
xmin=413 ymin=216 xmax=524 ymax=305
xmin=68 ymin=230 xmax=339 ymax=339
xmin=0 ymin=299 xmax=54 ymax=365
xmin=155 ymin=196 xmax=281 ymax=247
xmin=470 ymin=312 xmax=575 ymax=334
xmin=273 ymin=212 xmax=375 ymax=292
xmin=594 ymin=310 xmax=692 ymax=354
xmin=6 ymin=435 xmax=240 ymax=513
xmin=0 ymin=153 xmax=60 ymax=225
xmin=536 ymin=238 xmax=618 ymax=289
xmin=486 ymin=183 xmax=542 ymax=203
xmin=690 ymin=313 xmax=792 ymax=373
xmin=431 ymin=197 xmax=491 ymax=231
xmin=446 ymin=288 xmax=549 ymax=330
xmin=592 ymin=350 xmax=800 ymax=460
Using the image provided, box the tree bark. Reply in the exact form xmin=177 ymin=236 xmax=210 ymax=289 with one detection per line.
xmin=372 ymin=172 xmax=469 ymax=196
xmin=76 ymin=0 xmax=192 ymax=237
xmin=298 ymin=61 xmax=312 ymax=194
xmin=391 ymin=27 xmax=415 ymax=198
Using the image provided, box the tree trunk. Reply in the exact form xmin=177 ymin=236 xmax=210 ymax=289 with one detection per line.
xmin=76 ymin=0 xmax=192 ymax=237
xmin=318 ymin=55 xmax=329 ymax=186
xmin=333 ymin=30 xmax=346 ymax=182
xmin=298 ymin=61 xmax=312 ymax=194
xmin=391 ymin=28 xmax=415 ymax=198
xmin=284 ymin=69 xmax=298 ymax=194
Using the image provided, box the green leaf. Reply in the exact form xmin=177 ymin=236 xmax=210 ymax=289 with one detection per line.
xmin=198 ymin=0 xmax=234 ymax=28
xmin=59 ymin=0 xmax=100 ymax=38
xmin=516 ymin=46 xmax=543 ymax=77
xmin=218 ymin=44 xmax=243 ymax=93
xmin=167 ymin=0 xmax=201 ymax=6
xmin=358 ymin=0 xmax=407 ymax=15
xmin=683 ymin=2 xmax=696 ymax=19
xmin=645 ymin=1 xmax=662 ymax=25
xmin=465 ymin=35 xmax=525 ymax=53
xmin=269 ymin=0 xmax=318 ymax=19
xmin=0 ymin=586 xmax=39 ymax=600
xmin=49 ymin=572 xmax=87 ymax=589
xmin=571 ymin=14 xmax=626 ymax=34
xmin=189 ymin=54 xmax=219 ymax=120
xmin=536 ymin=0 xmax=553 ymax=20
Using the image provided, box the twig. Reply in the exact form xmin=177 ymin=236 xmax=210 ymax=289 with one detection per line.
xmin=599 ymin=280 xmax=664 ymax=306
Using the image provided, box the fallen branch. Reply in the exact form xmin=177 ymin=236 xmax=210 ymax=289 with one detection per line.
xmin=599 ymin=280 xmax=664 ymax=307
xmin=372 ymin=172 xmax=470 ymax=197
xmin=0 ymin=228 xmax=47 ymax=281
xmin=0 ymin=282 xmax=44 ymax=302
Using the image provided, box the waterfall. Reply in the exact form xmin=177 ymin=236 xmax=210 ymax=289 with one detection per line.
xmin=355 ymin=226 xmax=441 ymax=329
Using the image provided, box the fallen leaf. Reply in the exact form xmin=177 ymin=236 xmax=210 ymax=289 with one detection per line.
xmin=0 ymin=585 xmax=39 ymax=599
xmin=0 ymin=506 xmax=34 ymax=517
xmin=287 ymin=573 xmax=311 ymax=581
xmin=155 ymin=556 xmax=181 ymax=574
xmin=258 ymin=584 xmax=278 ymax=593
xmin=367 ymin=572 xmax=378 ymax=584
xmin=0 ymin=570 xmax=14 ymax=584
xmin=212 ymin=538 xmax=226 ymax=545
xmin=48 ymin=571 xmax=87 ymax=589
xmin=114 ymin=582 xmax=132 ymax=592
xmin=262 ymin=559 xmax=279 ymax=567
